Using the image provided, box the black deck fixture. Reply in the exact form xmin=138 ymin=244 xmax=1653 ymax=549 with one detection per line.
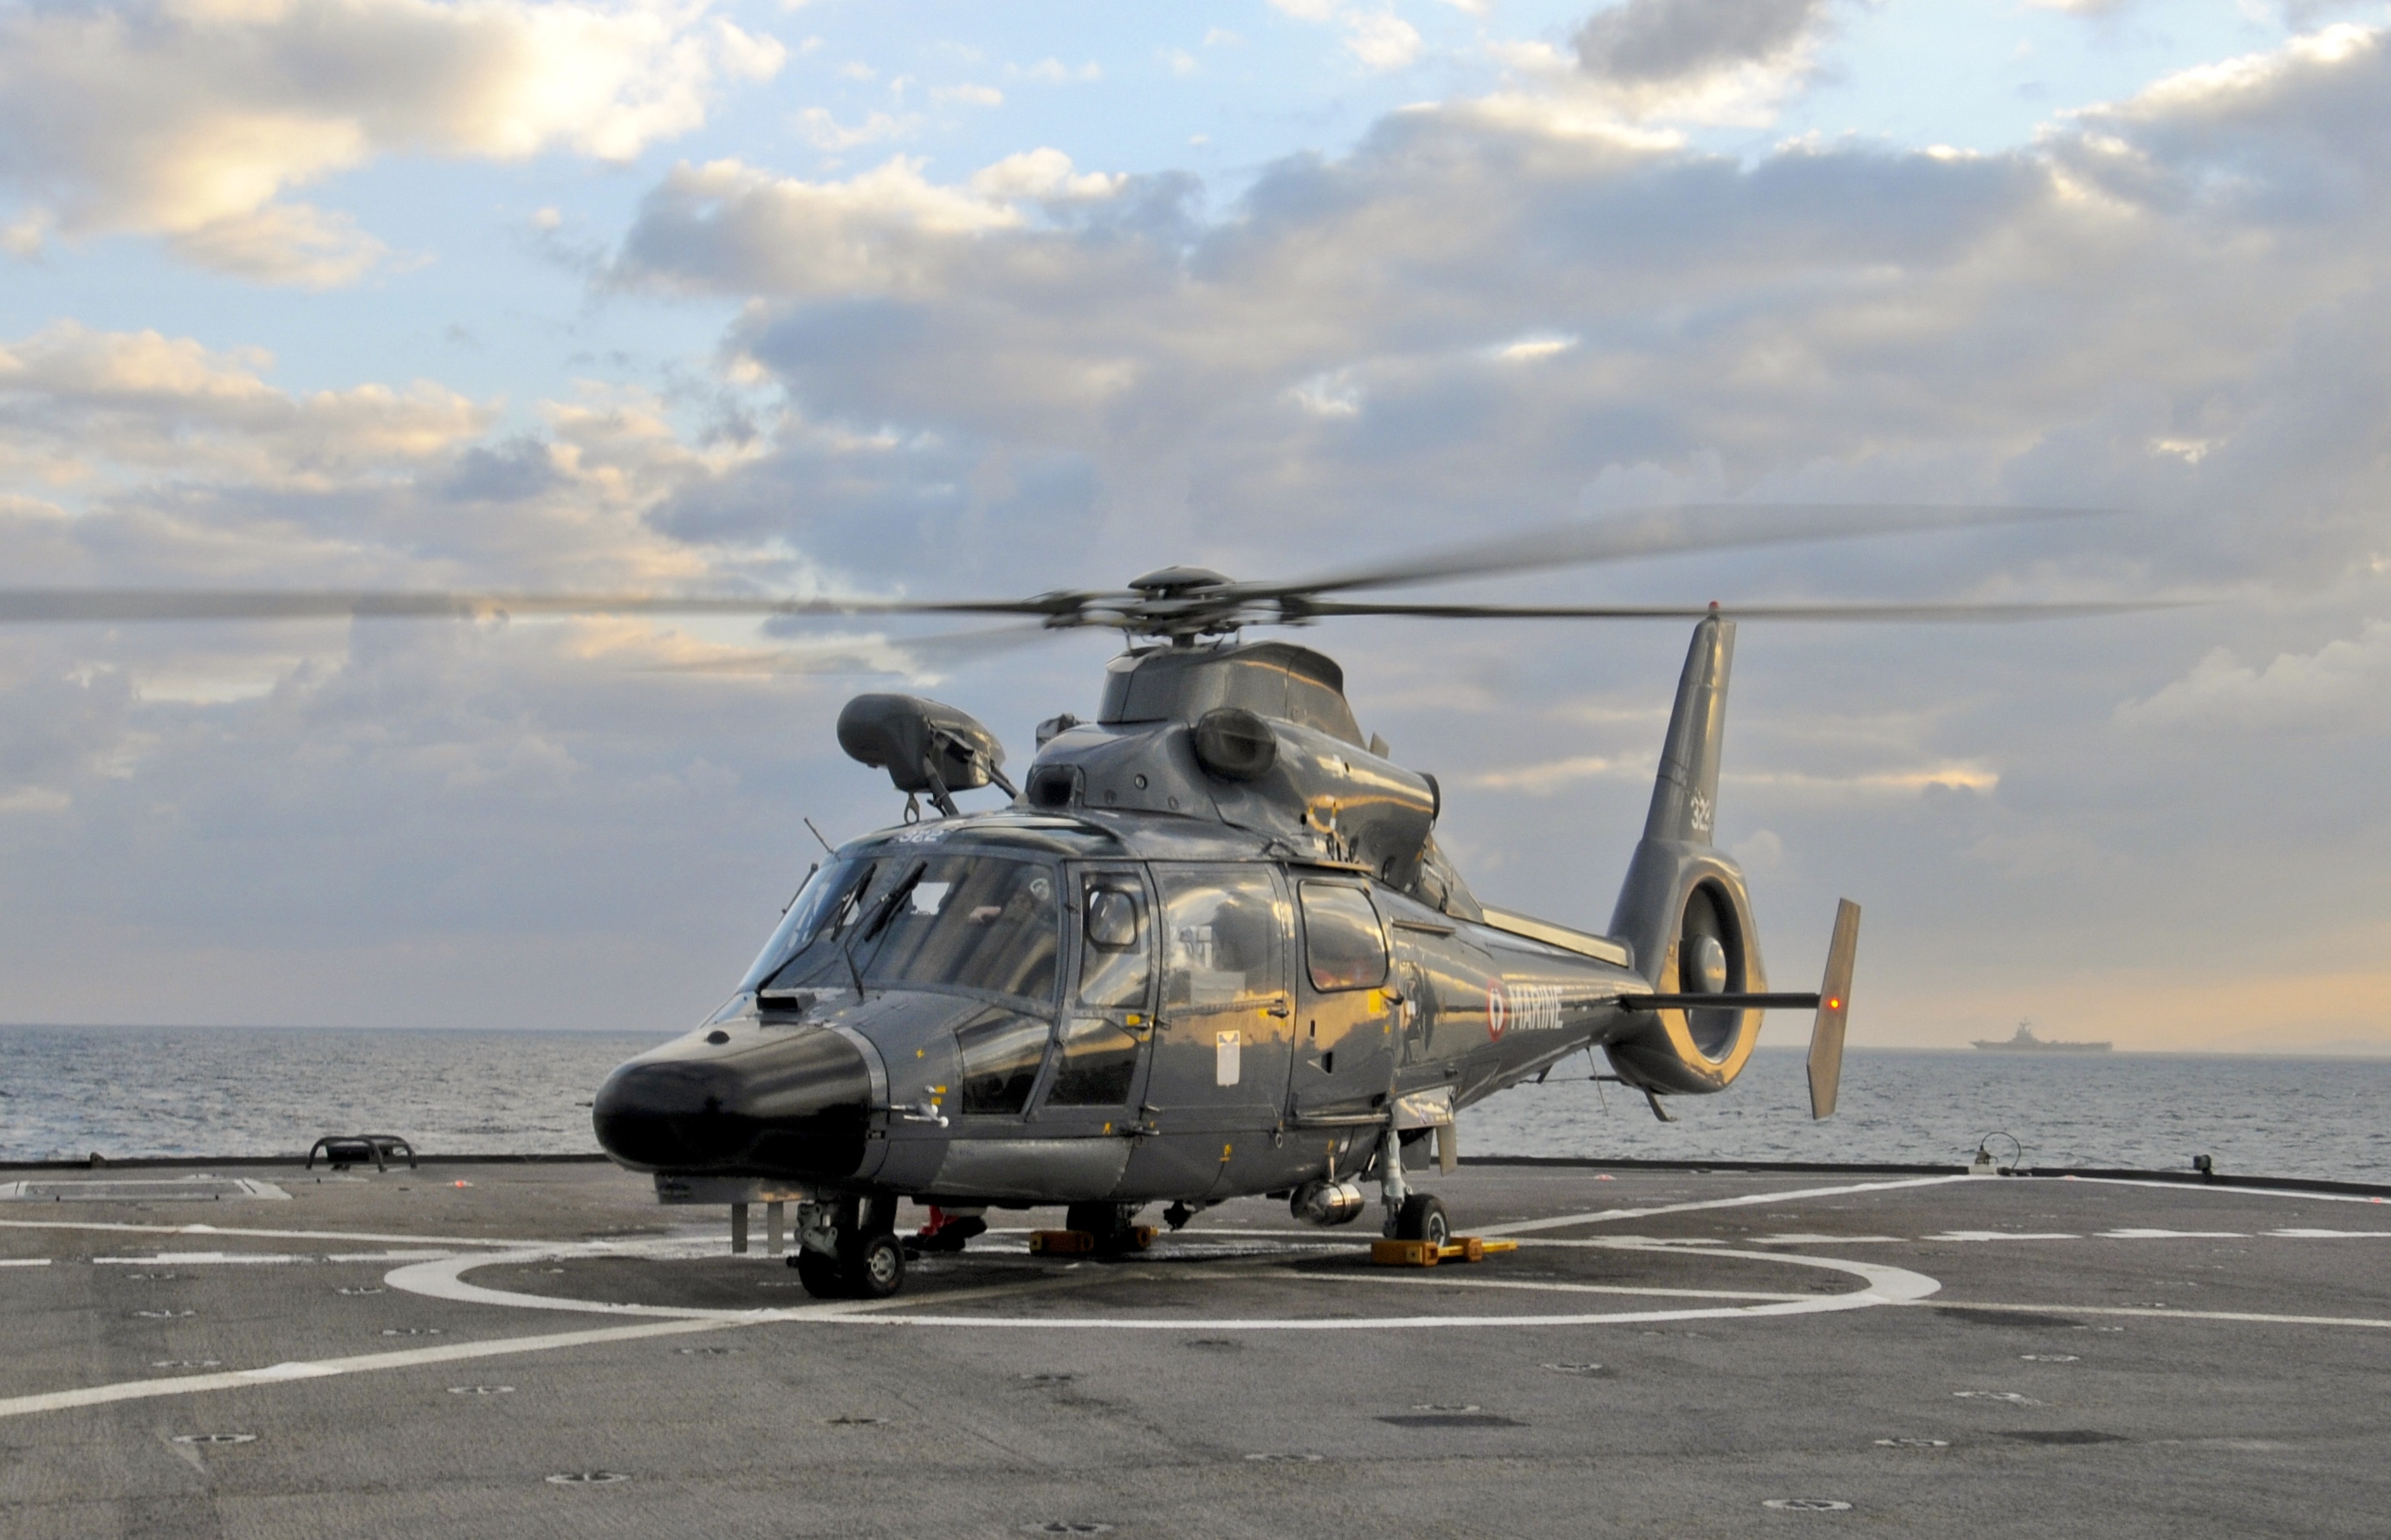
xmin=306 ymin=1135 xmax=417 ymax=1173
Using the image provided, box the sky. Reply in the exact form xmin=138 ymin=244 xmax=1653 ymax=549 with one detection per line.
xmin=3 ymin=0 xmax=2388 ymax=1054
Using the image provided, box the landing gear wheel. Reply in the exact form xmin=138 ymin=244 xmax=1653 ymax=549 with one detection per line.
xmin=1066 ymin=1201 xmax=1146 ymax=1256
xmin=791 ymin=1248 xmax=846 ymax=1299
xmin=839 ymin=1232 xmax=907 ymax=1299
xmin=1395 ymin=1194 xmax=1449 ymax=1247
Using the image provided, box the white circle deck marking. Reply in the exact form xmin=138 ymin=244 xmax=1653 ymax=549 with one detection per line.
xmin=379 ymin=1234 xmax=1942 ymax=1331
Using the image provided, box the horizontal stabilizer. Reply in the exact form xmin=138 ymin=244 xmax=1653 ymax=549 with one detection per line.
xmin=1619 ymin=992 xmax=1819 ymax=1012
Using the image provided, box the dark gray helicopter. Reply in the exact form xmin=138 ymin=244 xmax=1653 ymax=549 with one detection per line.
xmin=597 ymin=605 xmax=1854 ymax=1301
xmin=0 ymin=505 xmax=2141 ymax=1301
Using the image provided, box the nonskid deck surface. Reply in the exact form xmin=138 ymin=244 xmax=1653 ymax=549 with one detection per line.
xmin=2 ymin=1163 xmax=2387 ymax=1539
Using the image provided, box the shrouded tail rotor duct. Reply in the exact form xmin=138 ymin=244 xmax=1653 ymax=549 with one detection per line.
xmin=1675 ymin=882 xmax=1747 ymax=1060
xmin=1606 ymin=863 xmax=1767 ymax=1095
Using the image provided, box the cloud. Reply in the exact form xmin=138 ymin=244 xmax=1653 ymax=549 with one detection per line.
xmin=596 ymin=23 xmax=2391 ymax=597
xmin=611 ymin=156 xmax=1031 ymax=301
xmin=0 ymin=320 xmax=489 ymax=496
xmin=1565 ymin=0 xmax=1831 ymax=120
xmin=2117 ymin=620 xmax=2391 ymax=733
xmin=16 ymin=23 xmax=2391 ymax=1040
xmin=1011 ymin=57 xmax=1104 ymax=83
xmin=1575 ymin=0 xmax=1826 ymax=83
xmin=573 ymin=23 xmax=2391 ymax=1030
xmin=1344 ymin=13 xmax=1423 ymax=71
xmin=1266 ymin=3 xmax=1426 ymax=74
xmin=0 ymin=0 xmax=785 ymax=285
xmin=969 ymin=149 xmax=1129 ymax=202
xmin=796 ymin=107 xmax=923 ymax=150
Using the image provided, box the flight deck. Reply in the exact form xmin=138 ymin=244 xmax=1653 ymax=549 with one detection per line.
xmin=2 ymin=1159 xmax=2386 ymax=1539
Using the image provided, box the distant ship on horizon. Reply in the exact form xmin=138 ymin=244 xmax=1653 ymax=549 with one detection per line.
xmin=1973 ymin=1019 xmax=2112 ymax=1052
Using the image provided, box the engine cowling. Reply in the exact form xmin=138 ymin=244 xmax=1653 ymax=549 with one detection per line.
xmin=1605 ymin=856 xmax=1767 ymax=1095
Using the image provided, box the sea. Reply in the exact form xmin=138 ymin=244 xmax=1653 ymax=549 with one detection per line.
xmin=0 ymin=1025 xmax=2384 ymax=1186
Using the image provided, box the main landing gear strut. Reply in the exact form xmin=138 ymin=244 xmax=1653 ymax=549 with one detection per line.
xmin=1377 ymin=1128 xmax=1451 ymax=1247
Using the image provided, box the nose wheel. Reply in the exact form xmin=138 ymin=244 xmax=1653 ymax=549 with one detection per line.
xmin=790 ymin=1196 xmax=908 ymax=1299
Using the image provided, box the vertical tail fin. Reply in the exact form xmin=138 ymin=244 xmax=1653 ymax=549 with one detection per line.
xmin=1610 ymin=613 xmax=1744 ymax=987
xmin=1642 ymin=611 xmax=1733 ymax=847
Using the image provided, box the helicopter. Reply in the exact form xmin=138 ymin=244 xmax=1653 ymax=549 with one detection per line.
xmin=0 ymin=504 xmax=2145 ymax=1300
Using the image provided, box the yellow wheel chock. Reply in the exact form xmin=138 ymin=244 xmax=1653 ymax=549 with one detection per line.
xmin=1370 ymin=1235 xmax=1518 ymax=1267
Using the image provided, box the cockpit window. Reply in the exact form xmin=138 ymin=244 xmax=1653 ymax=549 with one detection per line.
xmin=740 ymin=859 xmax=874 ymax=993
xmin=1076 ymin=877 xmax=1151 ymax=1011
xmin=874 ymin=856 xmax=1061 ymax=1003
xmin=955 ymin=1006 xmax=1051 ymax=1114
xmin=753 ymin=852 xmax=1062 ymax=1009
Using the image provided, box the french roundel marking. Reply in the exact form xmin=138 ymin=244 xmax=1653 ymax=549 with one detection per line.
xmin=1486 ymin=980 xmax=1507 ymax=1040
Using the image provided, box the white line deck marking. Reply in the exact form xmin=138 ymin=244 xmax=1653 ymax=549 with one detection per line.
xmin=91 ymin=1250 xmax=462 ymax=1265
xmin=2052 ymin=1178 xmax=2391 ymax=1206
xmin=1476 ymin=1175 xmax=1974 ymax=1236
xmin=0 ymin=1219 xmax=548 ymax=1248
xmin=0 ymin=1259 xmax=52 ymax=1267
xmin=1286 ymin=1273 xmax=1813 ymax=1303
xmin=2099 ymin=1229 xmax=2248 ymax=1239
xmin=2270 ymin=1229 xmax=2391 ymax=1239
xmin=0 ymin=1317 xmax=747 ymax=1420
xmin=1925 ymin=1232 xmax=2081 ymax=1242
xmin=1906 ymin=1300 xmax=2391 ymax=1330
xmin=0 ymin=1271 xmax=1111 ymax=1422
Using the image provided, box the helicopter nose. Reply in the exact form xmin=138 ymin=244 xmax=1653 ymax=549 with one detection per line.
xmin=592 ymin=1026 xmax=874 ymax=1177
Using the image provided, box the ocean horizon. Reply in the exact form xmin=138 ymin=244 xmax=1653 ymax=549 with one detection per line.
xmin=3 ymin=1024 xmax=2384 ymax=1186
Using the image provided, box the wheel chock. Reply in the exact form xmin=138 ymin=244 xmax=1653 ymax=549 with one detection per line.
xmin=1371 ymin=1235 xmax=1518 ymax=1267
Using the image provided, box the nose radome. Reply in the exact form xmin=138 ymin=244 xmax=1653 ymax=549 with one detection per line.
xmin=593 ymin=1026 xmax=873 ymax=1177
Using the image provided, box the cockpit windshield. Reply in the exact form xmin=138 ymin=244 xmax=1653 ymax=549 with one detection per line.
xmin=740 ymin=859 xmax=874 ymax=993
xmin=749 ymin=854 xmax=1060 ymax=1009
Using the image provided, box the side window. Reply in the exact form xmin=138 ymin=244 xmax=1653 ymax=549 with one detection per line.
xmin=1076 ymin=877 xmax=1151 ymax=1011
xmin=1159 ymin=867 xmax=1283 ymax=1010
xmin=1046 ymin=1016 xmax=1141 ymax=1105
xmin=954 ymin=1007 xmax=1050 ymax=1115
xmin=1299 ymin=883 xmax=1388 ymax=992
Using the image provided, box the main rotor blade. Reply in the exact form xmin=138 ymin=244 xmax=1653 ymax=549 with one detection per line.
xmin=1243 ymin=503 xmax=2108 ymax=602
xmin=0 ymin=591 xmax=1074 ymax=624
xmin=1296 ymin=598 xmax=2187 ymax=622
xmin=644 ymin=623 xmax=1065 ymax=676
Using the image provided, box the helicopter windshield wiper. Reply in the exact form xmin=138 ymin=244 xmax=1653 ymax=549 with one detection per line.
xmin=840 ymin=864 xmax=925 ymax=1001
